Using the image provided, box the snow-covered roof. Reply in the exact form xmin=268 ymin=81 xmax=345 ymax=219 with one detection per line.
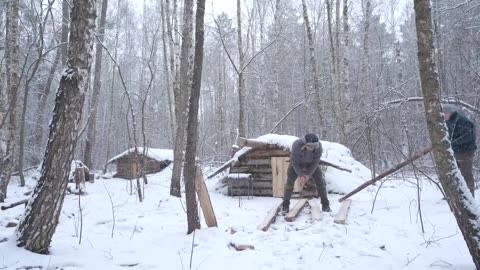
xmin=108 ymin=147 xmax=174 ymax=164
xmin=251 ymin=134 xmax=299 ymax=150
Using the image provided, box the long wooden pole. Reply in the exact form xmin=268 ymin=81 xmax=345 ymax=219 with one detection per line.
xmin=339 ymin=147 xmax=432 ymax=202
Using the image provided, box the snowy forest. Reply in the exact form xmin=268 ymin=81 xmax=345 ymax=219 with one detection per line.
xmin=1 ymin=0 xmax=480 ymax=269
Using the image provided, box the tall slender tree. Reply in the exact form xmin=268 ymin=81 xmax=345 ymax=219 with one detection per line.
xmin=84 ymin=0 xmax=109 ymax=169
xmin=301 ymin=0 xmax=324 ymax=137
xmin=0 ymin=0 xmax=20 ymax=202
xmin=183 ymin=0 xmax=206 ymax=234
xmin=171 ymin=0 xmax=194 ymax=197
xmin=237 ymin=0 xmax=247 ymax=138
xmin=415 ymin=0 xmax=480 ymax=268
xmin=16 ymin=0 xmax=96 ymax=253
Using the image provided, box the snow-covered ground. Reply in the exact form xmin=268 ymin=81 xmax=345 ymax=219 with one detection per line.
xmin=0 ymin=165 xmax=475 ymax=270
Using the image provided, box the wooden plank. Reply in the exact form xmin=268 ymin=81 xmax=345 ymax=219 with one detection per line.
xmin=272 ymin=157 xmax=289 ymax=197
xmin=291 ymin=191 xmax=317 ymax=198
xmin=284 ymin=199 xmax=308 ymax=222
xmin=334 ymin=199 xmax=352 ymax=224
xmin=258 ymin=201 xmax=283 ymax=231
xmin=308 ymin=199 xmax=322 ymax=221
xmin=195 ymin=166 xmax=218 ymax=227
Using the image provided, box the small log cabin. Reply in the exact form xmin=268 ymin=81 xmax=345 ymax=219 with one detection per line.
xmin=107 ymin=147 xmax=173 ymax=179
xmin=211 ymin=135 xmax=323 ymax=198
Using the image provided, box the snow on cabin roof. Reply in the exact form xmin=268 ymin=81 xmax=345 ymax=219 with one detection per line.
xmin=252 ymin=134 xmax=299 ymax=150
xmin=108 ymin=147 xmax=174 ymax=164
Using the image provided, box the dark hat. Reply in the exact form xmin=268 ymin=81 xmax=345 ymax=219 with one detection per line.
xmin=304 ymin=133 xmax=320 ymax=149
xmin=443 ymin=104 xmax=457 ymax=113
xmin=305 ymin=133 xmax=319 ymax=143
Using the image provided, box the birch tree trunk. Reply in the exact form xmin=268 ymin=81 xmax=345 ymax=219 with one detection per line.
xmin=326 ymin=0 xmax=338 ymax=137
xmin=171 ymin=0 xmax=194 ymax=197
xmin=61 ymin=0 xmax=69 ymax=65
xmin=183 ymin=0 xmax=205 ymax=234
xmin=359 ymin=0 xmax=371 ymax=98
xmin=103 ymin=0 xmax=121 ymax=174
xmin=0 ymin=0 xmax=20 ymax=203
xmin=414 ymin=0 xmax=480 ymax=268
xmin=237 ymin=0 xmax=247 ymax=138
xmin=340 ymin=0 xmax=352 ymax=146
xmin=272 ymin=0 xmax=282 ymax=131
xmin=301 ymin=0 xmax=324 ymax=138
xmin=160 ymin=0 xmax=175 ymax=141
xmin=84 ymin=0 xmax=108 ymax=169
xmin=16 ymin=0 xmax=96 ymax=253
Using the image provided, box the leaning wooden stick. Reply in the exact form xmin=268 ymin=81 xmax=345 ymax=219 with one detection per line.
xmin=1 ymin=199 xmax=28 ymax=210
xmin=339 ymin=147 xmax=432 ymax=202
xmin=319 ymin=160 xmax=352 ymax=173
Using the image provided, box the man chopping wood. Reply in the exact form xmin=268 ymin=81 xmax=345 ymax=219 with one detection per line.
xmin=443 ymin=105 xmax=477 ymax=196
xmin=282 ymin=133 xmax=331 ymax=214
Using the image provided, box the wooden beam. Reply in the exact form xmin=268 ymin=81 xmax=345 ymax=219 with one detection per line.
xmin=258 ymin=201 xmax=283 ymax=231
xmin=308 ymin=199 xmax=322 ymax=221
xmin=284 ymin=199 xmax=308 ymax=222
xmin=207 ymin=148 xmax=256 ymax=178
xmin=339 ymin=147 xmax=432 ymax=202
xmin=195 ymin=166 xmax=218 ymax=227
xmin=334 ymin=199 xmax=352 ymax=224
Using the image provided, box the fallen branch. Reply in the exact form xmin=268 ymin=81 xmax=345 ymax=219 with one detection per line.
xmin=319 ymin=160 xmax=352 ymax=173
xmin=229 ymin=242 xmax=255 ymax=251
xmin=339 ymin=147 xmax=432 ymax=202
xmin=1 ymin=199 xmax=28 ymax=210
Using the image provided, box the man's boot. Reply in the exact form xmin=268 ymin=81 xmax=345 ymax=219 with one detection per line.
xmin=320 ymin=198 xmax=331 ymax=212
xmin=280 ymin=200 xmax=289 ymax=215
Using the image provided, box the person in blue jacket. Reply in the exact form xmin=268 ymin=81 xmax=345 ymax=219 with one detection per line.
xmin=443 ymin=105 xmax=477 ymax=196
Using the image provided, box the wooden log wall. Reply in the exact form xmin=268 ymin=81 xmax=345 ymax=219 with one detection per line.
xmin=226 ymin=153 xmax=316 ymax=198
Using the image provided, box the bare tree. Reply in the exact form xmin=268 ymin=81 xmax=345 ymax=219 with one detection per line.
xmin=61 ymin=0 xmax=69 ymax=64
xmin=183 ymin=0 xmax=206 ymax=234
xmin=301 ymin=0 xmax=324 ymax=137
xmin=415 ymin=0 xmax=480 ymax=268
xmin=0 ymin=0 xmax=20 ymax=202
xmin=237 ymin=0 xmax=247 ymax=138
xmin=171 ymin=0 xmax=194 ymax=197
xmin=18 ymin=0 xmax=55 ymax=186
xmin=16 ymin=0 xmax=96 ymax=253
xmin=84 ymin=0 xmax=109 ymax=169
xmin=340 ymin=0 xmax=352 ymax=146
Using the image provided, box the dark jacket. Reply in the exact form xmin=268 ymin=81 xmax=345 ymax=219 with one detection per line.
xmin=290 ymin=138 xmax=322 ymax=177
xmin=446 ymin=111 xmax=477 ymax=154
